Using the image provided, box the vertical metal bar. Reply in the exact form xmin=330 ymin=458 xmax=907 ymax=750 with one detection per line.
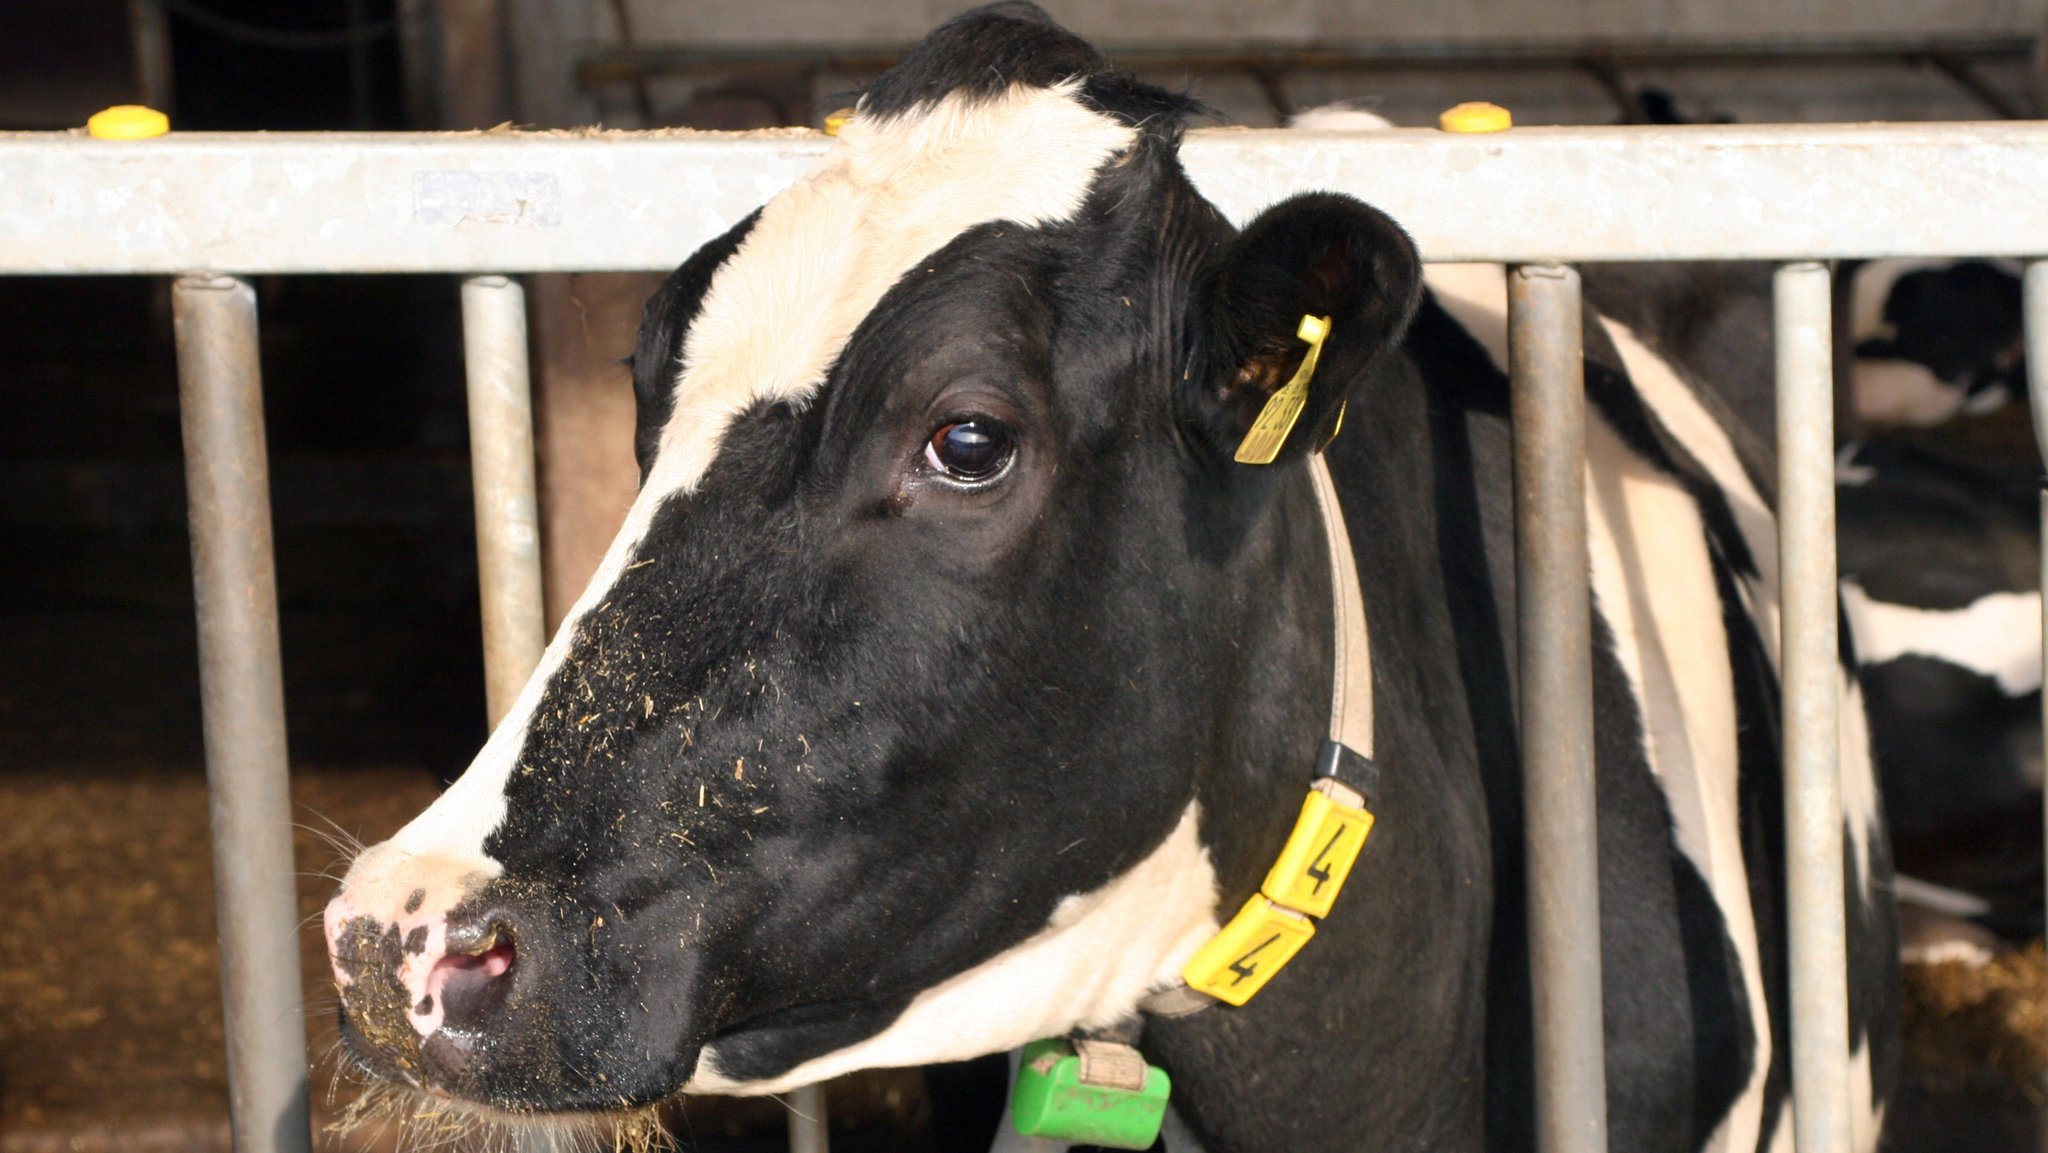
xmin=173 ymin=275 xmax=312 ymax=1153
xmin=461 ymin=275 xmax=547 ymax=726
xmin=1776 ymin=260 xmax=1851 ymax=1153
xmin=2022 ymin=262 xmax=2048 ymax=1137
xmin=788 ymin=1083 xmax=831 ymax=1153
xmin=125 ymin=0 xmax=175 ymax=113
xmin=1508 ymin=263 xmax=1608 ymax=1153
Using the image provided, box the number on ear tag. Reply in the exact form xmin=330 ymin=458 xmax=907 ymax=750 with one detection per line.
xmin=1233 ymin=314 xmax=1332 ymax=465
xmin=1181 ymin=895 xmax=1316 ymax=1005
xmin=1261 ymin=785 xmax=1375 ymax=919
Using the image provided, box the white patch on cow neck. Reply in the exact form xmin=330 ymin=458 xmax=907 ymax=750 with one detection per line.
xmin=368 ymin=83 xmax=1136 ymax=873
xmin=1841 ymin=582 xmax=2043 ymax=696
xmin=685 ymin=804 xmax=1220 ymax=1096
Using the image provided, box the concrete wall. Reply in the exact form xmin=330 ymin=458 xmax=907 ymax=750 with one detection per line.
xmin=617 ymin=0 xmax=2042 ymax=46
xmin=559 ymin=0 xmax=2045 ymax=130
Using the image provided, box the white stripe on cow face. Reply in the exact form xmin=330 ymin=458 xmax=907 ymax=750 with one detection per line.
xmin=683 ymin=804 xmax=1220 ymax=1096
xmin=331 ymin=83 xmax=1139 ymax=1024
xmin=347 ymin=82 xmax=1136 ymax=886
xmin=1841 ymin=581 xmax=2044 ymax=697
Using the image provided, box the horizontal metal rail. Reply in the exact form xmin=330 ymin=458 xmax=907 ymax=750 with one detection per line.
xmin=7 ymin=123 xmax=2048 ymax=273
xmin=2 ymin=126 xmax=2027 ymax=1153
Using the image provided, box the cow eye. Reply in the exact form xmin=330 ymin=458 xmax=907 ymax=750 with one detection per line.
xmin=923 ymin=420 xmax=1014 ymax=483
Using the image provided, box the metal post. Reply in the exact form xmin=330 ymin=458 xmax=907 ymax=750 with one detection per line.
xmin=173 ymin=275 xmax=313 ymax=1153
xmin=125 ymin=0 xmax=174 ymax=113
xmin=1508 ymin=263 xmax=1608 ymax=1153
xmin=788 ymin=1083 xmax=830 ymax=1153
xmin=2021 ymin=261 xmax=2048 ymax=1151
xmin=461 ymin=275 xmax=547 ymax=726
xmin=1775 ymin=260 xmax=1850 ymax=1153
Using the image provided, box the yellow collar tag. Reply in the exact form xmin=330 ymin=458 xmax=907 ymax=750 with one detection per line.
xmin=1232 ymin=314 xmax=1331 ymax=465
xmin=1180 ymin=778 xmax=1374 ymax=1004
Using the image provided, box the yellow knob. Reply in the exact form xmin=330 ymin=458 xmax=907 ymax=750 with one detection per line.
xmin=822 ymin=107 xmax=856 ymax=136
xmin=87 ymin=105 xmax=170 ymax=140
xmin=1438 ymin=102 xmax=1511 ymax=134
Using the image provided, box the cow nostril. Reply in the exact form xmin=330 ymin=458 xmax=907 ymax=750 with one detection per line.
xmin=431 ymin=933 xmax=516 ymax=1028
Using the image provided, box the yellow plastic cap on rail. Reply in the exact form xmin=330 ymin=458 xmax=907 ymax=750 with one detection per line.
xmin=88 ymin=105 xmax=170 ymax=140
xmin=1438 ymin=102 xmax=1511 ymax=133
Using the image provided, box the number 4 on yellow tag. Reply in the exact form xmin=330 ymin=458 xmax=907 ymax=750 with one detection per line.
xmin=1182 ymin=897 xmax=1315 ymax=1005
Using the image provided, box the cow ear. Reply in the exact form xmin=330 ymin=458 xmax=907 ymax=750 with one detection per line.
xmin=629 ymin=208 xmax=763 ymax=483
xmin=1181 ymin=193 xmax=1421 ymax=466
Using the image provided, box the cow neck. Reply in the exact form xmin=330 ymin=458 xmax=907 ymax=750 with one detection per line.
xmin=1137 ymin=450 xmax=1380 ymax=1021
xmin=1000 ymin=456 xmax=1382 ymax=1151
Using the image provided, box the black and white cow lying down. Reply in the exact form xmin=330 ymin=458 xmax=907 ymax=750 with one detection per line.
xmin=322 ymin=7 xmax=1897 ymax=1151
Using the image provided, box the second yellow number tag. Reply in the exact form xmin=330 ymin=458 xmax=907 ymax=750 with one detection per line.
xmin=1261 ymin=786 xmax=1375 ymax=919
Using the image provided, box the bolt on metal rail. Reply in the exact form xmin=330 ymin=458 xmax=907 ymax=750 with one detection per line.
xmin=6 ymin=123 xmax=2048 ymax=1153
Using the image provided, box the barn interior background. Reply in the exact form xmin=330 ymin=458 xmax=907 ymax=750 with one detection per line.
xmin=2 ymin=0 xmax=2047 ymax=1151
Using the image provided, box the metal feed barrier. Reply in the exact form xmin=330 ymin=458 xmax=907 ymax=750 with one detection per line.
xmin=5 ymin=121 xmax=2048 ymax=1153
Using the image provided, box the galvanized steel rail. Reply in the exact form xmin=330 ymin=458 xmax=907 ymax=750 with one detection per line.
xmin=5 ymin=125 xmax=2045 ymax=1153
xmin=1508 ymin=265 xmax=1608 ymax=1153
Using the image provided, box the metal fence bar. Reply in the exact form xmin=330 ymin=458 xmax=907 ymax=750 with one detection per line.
xmin=9 ymin=124 xmax=2048 ymax=273
xmin=460 ymin=274 xmax=547 ymax=726
xmin=2023 ymin=262 xmax=2048 ymax=1063
xmin=173 ymin=274 xmax=314 ymax=1153
xmin=1775 ymin=260 xmax=1850 ymax=1153
xmin=788 ymin=1084 xmax=831 ymax=1153
xmin=1508 ymin=263 xmax=1607 ymax=1153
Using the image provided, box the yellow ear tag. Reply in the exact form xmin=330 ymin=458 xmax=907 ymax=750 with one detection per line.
xmin=1233 ymin=314 xmax=1331 ymax=466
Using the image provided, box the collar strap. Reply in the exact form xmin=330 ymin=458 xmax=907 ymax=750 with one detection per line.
xmin=1141 ymin=453 xmax=1380 ymax=1015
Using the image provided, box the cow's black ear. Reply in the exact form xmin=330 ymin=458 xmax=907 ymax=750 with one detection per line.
xmin=1181 ymin=193 xmax=1421 ymax=466
xmin=629 ymin=208 xmax=762 ymax=482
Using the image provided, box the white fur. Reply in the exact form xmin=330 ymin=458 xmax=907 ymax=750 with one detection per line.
xmin=685 ymin=805 xmax=1220 ymax=1095
xmin=346 ymin=83 xmax=1136 ymax=895
xmin=1841 ymin=582 xmax=2043 ymax=697
xmin=1852 ymin=358 xmax=1963 ymax=428
xmin=1284 ymin=105 xmax=1395 ymax=132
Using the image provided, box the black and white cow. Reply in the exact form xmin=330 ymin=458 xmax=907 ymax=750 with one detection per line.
xmin=1837 ymin=442 xmax=2042 ymax=931
xmin=1847 ymin=259 xmax=2027 ymax=428
xmin=324 ymin=7 xmax=1896 ymax=1151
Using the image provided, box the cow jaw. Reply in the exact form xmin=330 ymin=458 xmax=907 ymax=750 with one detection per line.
xmin=686 ymin=804 xmax=1222 ymax=1095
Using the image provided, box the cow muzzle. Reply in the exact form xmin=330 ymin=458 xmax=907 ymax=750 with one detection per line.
xmin=323 ymin=850 xmax=526 ymax=1095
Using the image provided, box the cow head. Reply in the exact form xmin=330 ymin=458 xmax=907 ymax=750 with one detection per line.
xmin=325 ymin=0 xmax=1420 ymax=1120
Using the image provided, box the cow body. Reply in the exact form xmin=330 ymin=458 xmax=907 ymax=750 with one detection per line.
xmin=1839 ymin=442 xmax=2042 ymax=924
xmin=323 ymin=8 xmax=1896 ymax=1151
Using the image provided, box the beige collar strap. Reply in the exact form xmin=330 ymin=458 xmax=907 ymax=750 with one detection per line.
xmin=1307 ymin=454 xmax=1374 ymax=763
xmin=1136 ymin=451 xmax=1378 ymax=1018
